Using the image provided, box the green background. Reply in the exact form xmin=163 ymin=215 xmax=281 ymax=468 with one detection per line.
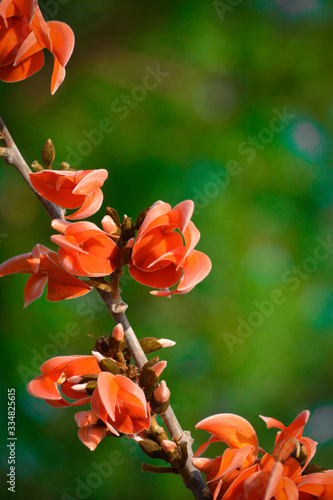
xmin=1 ymin=0 xmax=333 ymax=499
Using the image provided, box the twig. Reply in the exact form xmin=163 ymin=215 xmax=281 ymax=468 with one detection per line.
xmin=0 ymin=117 xmax=65 ymax=220
xmin=0 ymin=116 xmax=206 ymax=500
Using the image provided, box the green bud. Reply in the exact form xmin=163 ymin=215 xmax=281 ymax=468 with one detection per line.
xmin=85 ymin=380 xmax=98 ymax=395
xmin=139 ymin=337 xmax=163 ymax=354
xmin=42 ymin=139 xmax=55 ymax=169
xmin=137 ymin=439 xmax=162 ymax=459
xmin=135 ymin=207 xmax=150 ymax=229
xmin=31 ymin=160 xmax=44 ymax=171
xmin=60 ymin=162 xmax=70 ymax=170
xmin=99 ymin=358 xmax=120 ymax=375
xmin=105 ymin=207 xmax=120 ymax=226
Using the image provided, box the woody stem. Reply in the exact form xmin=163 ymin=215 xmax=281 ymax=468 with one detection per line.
xmin=0 ymin=118 xmax=206 ymax=500
xmin=0 ymin=117 xmax=65 ymax=219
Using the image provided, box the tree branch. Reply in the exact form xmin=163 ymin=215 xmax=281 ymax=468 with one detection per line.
xmin=0 ymin=117 xmax=206 ymax=500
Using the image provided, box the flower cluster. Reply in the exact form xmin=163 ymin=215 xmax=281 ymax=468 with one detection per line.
xmin=27 ymin=324 xmax=172 ymax=451
xmin=0 ymin=0 xmax=74 ymax=93
xmin=192 ymin=411 xmax=333 ymax=499
xmin=0 ymin=166 xmax=211 ymax=304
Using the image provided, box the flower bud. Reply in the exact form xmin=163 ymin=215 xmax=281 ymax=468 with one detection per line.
xmin=112 ymin=323 xmax=124 ymax=340
xmin=60 ymin=162 xmax=70 ymax=170
xmin=105 ymin=206 xmax=120 ymax=226
xmin=135 ymin=207 xmax=150 ymax=229
xmin=92 ymin=351 xmax=120 ymax=374
xmin=134 ymin=437 xmax=162 ymax=459
xmin=191 ymin=457 xmax=213 ymax=473
xmin=101 ymin=215 xmax=118 ymax=235
xmin=42 ymin=138 xmax=55 ymax=169
xmin=139 ymin=337 xmax=175 ymax=354
xmin=71 ymin=380 xmax=97 ymax=395
xmin=31 ymin=160 xmax=44 ymax=171
xmin=150 ymin=381 xmax=170 ymax=414
xmin=161 ymin=439 xmax=177 ymax=454
xmin=139 ymin=357 xmax=163 ymax=388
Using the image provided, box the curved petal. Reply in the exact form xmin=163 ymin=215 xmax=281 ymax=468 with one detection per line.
xmin=13 ymin=0 xmax=37 ymax=22
xmin=175 ymin=250 xmax=212 ymax=294
xmin=64 ymin=356 xmax=100 ymax=378
xmin=65 ymin=189 xmax=104 ymax=220
xmin=27 ymin=374 xmax=61 ymax=400
xmin=129 ymin=262 xmax=182 ymax=289
xmin=223 ymin=464 xmax=259 ymax=500
xmin=264 ymin=461 xmax=283 ymax=500
xmin=24 ymin=272 xmax=48 ymax=306
xmin=136 ymin=201 xmax=171 ymax=243
xmin=167 ymin=200 xmax=194 ymax=233
xmin=78 ymin=425 xmax=107 ymax=451
xmin=195 ymin=413 xmax=259 ymax=461
xmin=47 ymin=21 xmax=74 ymax=94
xmin=75 ymin=410 xmax=99 ymax=427
xmin=29 ymin=171 xmax=85 ymax=209
xmin=0 ymin=51 xmax=44 ymax=82
xmin=0 ymin=252 xmax=33 ymax=276
xmin=72 ymin=169 xmax=108 ymax=196
xmin=40 ymin=355 xmax=85 ymax=376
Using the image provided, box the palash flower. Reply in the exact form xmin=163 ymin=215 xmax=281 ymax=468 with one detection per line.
xmin=129 ymin=200 xmax=212 ymax=296
xmin=75 ymin=371 xmax=151 ymax=450
xmin=0 ymin=243 xmax=91 ymax=306
xmin=193 ymin=411 xmax=333 ymax=500
xmin=29 ymin=169 xmax=108 ymax=220
xmin=0 ymin=0 xmax=74 ymax=94
xmin=51 ymin=218 xmax=119 ymax=277
xmin=193 ymin=413 xmax=260 ymax=499
xmin=27 ymin=355 xmax=101 ymax=407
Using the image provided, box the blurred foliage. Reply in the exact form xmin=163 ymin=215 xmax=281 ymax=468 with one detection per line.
xmin=1 ymin=0 xmax=333 ymax=499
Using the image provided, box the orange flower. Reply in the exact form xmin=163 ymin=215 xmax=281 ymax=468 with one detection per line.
xmin=27 ymin=355 xmax=101 ymax=407
xmin=297 ymin=471 xmax=333 ymax=499
xmin=193 ymin=413 xmax=259 ymax=499
xmin=74 ymin=410 xmax=108 ymax=451
xmin=129 ymin=200 xmax=212 ymax=296
xmin=29 ymin=169 xmax=108 ymax=220
xmin=51 ymin=219 xmax=119 ymax=277
xmin=260 ymin=410 xmax=317 ymax=467
xmin=0 ymin=0 xmax=74 ymax=94
xmin=0 ymin=243 xmax=91 ymax=306
xmin=90 ymin=371 xmax=151 ymax=436
xmin=194 ymin=411 xmax=330 ymax=500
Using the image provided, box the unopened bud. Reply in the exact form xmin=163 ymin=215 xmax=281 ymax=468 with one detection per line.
xmin=150 ymin=381 xmax=170 ymax=414
xmin=105 ymin=206 xmax=120 ymax=226
xmin=135 ymin=207 xmax=150 ymax=229
xmin=112 ymin=324 xmax=124 ymax=340
xmin=153 ymin=381 xmax=170 ymax=403
xmin=135 ymin=437 xmax=162 ymax=459
xmin=92 ymin=351 xmax=120 ymax=374
xmin=139 ymin=357 xmax=161 ymax=388
xmin=102 ymin=215 xmax=118 ymax=235
xmin=71 ymin=380 xmax=97 ymax=395
xmin=191 ymin=457 xmax=213 ymax=473
xmin=60 ymin=162 xmax=70 ymax=170
xmin=31 ymin=160 xmax=44 ymax=171
xmin=151 ymin=360 xmax=167 ymax=378
xmin=161 ymin=439 xmax=177 ymax=454
xmin=68 ymin=373 xmax=98 ymax=384
xmin=139 ymin=337 xmax=175 ymax=354
xmin=42 ymin=138 xmax=55 ymax=169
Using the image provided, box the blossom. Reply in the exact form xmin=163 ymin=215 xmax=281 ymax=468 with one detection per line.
xmin=74 ymin=410 xmax=108 ymax=451
xmin=74 ymin=371 xmax=151 ymax=450
xmin=193 ymin=413 xmax=259 ymax=499
xmin=129 ymin=200 xmax=212 ymax=296
xmin=260 ymin=410 xmax=317 ymax=468
xmin=51 ymin=219 xmax=119 ymax=277
xmin=29 ymin=169 xmax=108 ymax=220
xmin=0 ymin=0 xmax=74 ymax=94
xmin=91 ymin=371 xmax=151 ymax=436
xmin=193 ymin=411 xmax=333 ymax=500
xmin=27 ymin=355 xmax=101 ymax=407
xmin=0 ymin=243 xmax=91 ymax=306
